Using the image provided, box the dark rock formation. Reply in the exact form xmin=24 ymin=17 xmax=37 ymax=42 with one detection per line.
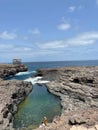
xmin=34 ymin=66 xmax=98 ymax=130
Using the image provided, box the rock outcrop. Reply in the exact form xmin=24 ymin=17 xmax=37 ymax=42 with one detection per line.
xmin=34 ymin=66 xmax=98 ymax=130
xmin=0 ymin=80 xmax=32 ymax=130
xmin=0 ymin=64 xmax=32 ymax=130
xmin=0 ymin=64 xmax=28 ymax=79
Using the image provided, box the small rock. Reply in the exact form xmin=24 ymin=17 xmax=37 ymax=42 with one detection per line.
xmin=69 ymin=117 xmax=86 ymax=125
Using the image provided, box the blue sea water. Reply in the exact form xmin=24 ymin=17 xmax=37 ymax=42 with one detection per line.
xmin=11 ymin=60 xmax=98 ymax=129
xmin=8 ymin=60 xmax=98 ymax=81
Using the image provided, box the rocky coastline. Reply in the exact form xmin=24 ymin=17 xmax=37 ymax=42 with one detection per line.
xmin=0 ymin=64 xmax=28 ymax=79
xmin=1 ymin=64 xmax=98 ymax=130
xmin=34 ymin=66 xmax=98 ymax=130
xmin=0 ymin=64 xmax=32 ymax=130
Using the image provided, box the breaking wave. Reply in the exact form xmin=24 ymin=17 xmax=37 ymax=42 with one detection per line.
xmin=15 ymin=71 xmax=36 ymax=76
xmin=24 ymin=77 xmax=49 ymax=84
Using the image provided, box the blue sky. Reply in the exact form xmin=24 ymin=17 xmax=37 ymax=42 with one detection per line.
xmin=0 ymin=0 xmax=98 ymax=62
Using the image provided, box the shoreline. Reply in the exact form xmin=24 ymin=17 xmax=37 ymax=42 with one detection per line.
xmin=34 ymin=66 xmax=98 ymax=130
xmin=1 ymin=64 xmax=98 ymax=130
xmin=0 ymin=64 xmax=28 ymax=79
xmin=0 ymin=64 xmax=32 ymax=130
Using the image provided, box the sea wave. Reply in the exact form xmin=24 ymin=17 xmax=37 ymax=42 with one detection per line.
xmin=24 ymin=77 xmax=49 ymax=84
xmin=15 ymin=71 xmax=36 ymax=76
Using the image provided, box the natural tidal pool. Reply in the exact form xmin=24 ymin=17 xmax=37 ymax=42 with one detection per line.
xmin=13 ymin=84 xmax=61 ymax=130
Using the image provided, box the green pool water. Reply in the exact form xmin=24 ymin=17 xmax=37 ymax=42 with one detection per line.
xmin=13 ymin=84 xmax=61 ymax=130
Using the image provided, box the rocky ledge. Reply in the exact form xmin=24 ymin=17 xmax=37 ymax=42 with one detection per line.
xmin=0 ymin=64 xmax=32 ymax=130
xmin=0 ymin=64 xmax=28 ymax=79
xmin=34 ymin=66 xmax=98 ymax=130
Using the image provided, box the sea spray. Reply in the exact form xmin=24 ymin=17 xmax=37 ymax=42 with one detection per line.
xmin=15 ymin=71 xmax=36 ymax=76
xmin=24 ymin=77 xmax=49 ymax=84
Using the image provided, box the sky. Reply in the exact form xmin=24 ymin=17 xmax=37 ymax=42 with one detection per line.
xmin=0 ymin=0 xmax=98 ymax=63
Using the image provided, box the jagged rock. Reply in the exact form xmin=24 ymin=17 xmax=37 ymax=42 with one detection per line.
xmin=0 ymin=79 xmax=32 ymax=130
xmin=0 ymin=63 xmax=32 ymax=130
xmin=34 ymin=66 xmax=98 ymax=130
xmin=0 ymin=64 xmax=28 ymax=79
xmin=35 ymin=67 xmax=98 ymax=110
xmin=69 ymin=117 xmax=86 ymax=125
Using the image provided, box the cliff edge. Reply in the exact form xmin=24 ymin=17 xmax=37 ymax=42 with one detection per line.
xmin=35 ymin=66 xmax=98 ymax=130
xmin=0 ymin=64 xmax=32 ymax=130
xmin=0 ymin=64 xmax=28 ymax=79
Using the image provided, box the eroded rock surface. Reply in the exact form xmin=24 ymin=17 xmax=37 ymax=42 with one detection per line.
xmin=0 ymin=64 xmax=32 ymax=130
xmin=0 ymin=64 xmax=28 ymax=79
xmin=34 ymin=66 xmax=98 ymax=130
xmin=0 ymin=79 xmax=32 ymax=130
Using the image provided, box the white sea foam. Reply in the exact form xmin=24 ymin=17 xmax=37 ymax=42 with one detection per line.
xmin=15 ymin=71 xmax=36 ymax=76
xmin=24 ymin=77 xmax=49 ymax=84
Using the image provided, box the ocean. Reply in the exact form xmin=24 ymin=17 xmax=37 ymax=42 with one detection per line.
xmin=8 ymin=60 xmax=98 ymax=129
xmin=7 ymin=60 xmax=98 ymax=81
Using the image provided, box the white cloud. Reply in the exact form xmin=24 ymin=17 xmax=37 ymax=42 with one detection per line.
xmin=13 ymin=47 xmax=32 ymax=52
xmin=36 ymin=32 xmax=98 ymax=50
xmin=23 ymin=47 xmax=31 ymax=51
xmin=33 ymin=50 xmax=61 ymax=55
xmin=68 ymin=5 xmax=83 ymax=12
xmin=29 ymin=28 xmax=40 ymax=35
xmin=66 ymin=32 xmax=98 ymax=46
xmin=0 ymin=31 xmax=17 ymax=40
xmin=1 ymin=31 xmax=98 ymax=62
xmin=68 ymin=6 xmax=76 ymax=12
xmin=57 ymin=23 xmax=71 ymax=31
xmin=37 ymin=40 xmax=65 ymax=49
xmin=0 ymin=43 xmax=32 ymax=53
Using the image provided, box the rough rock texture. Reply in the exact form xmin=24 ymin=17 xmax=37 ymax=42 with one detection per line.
xmin=0 ymin=80 xmax=32 ymax=130
xmin=0 ymin=64 xmax=32 ymax=130
xmin=0 ymin=64 xmax=28 ymax=79
xmin=34 ymin=66 xmax=98 ymax=130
